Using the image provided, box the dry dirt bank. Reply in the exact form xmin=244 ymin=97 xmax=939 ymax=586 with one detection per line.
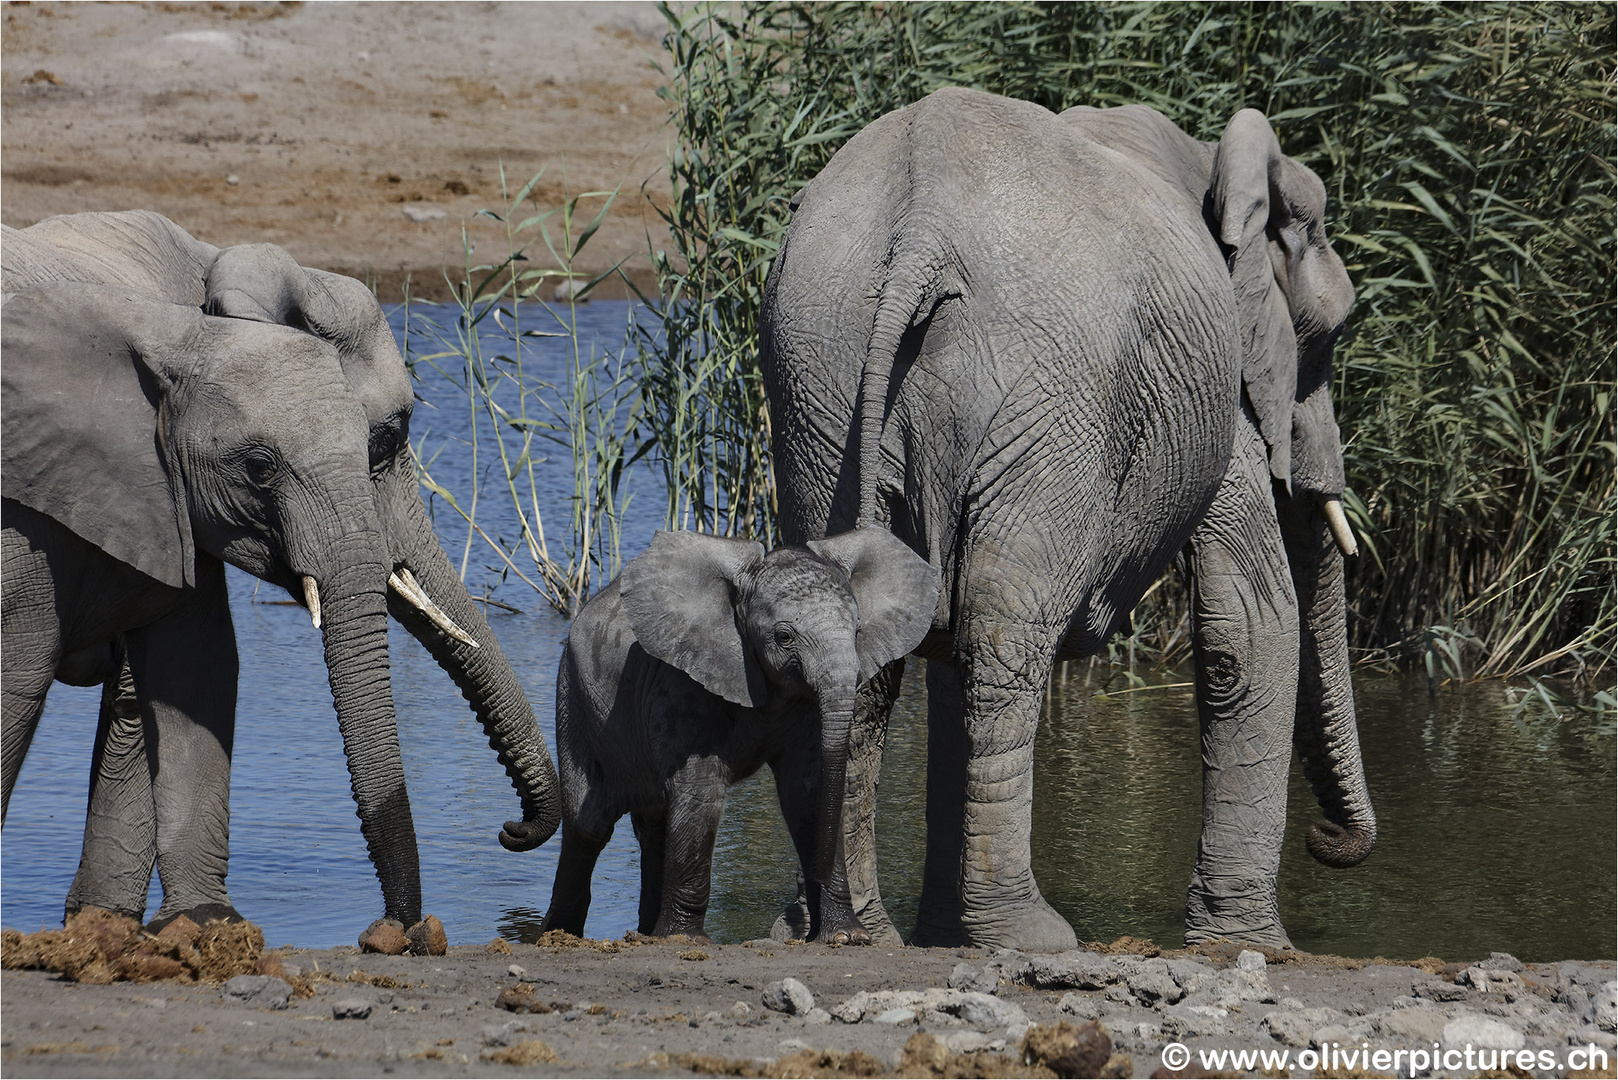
xmin=1 ymin=1 xmax=672 ymax=300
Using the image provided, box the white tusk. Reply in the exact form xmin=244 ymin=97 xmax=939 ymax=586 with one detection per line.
xmin=302 ymin=575 xmax=322 ymax=630
xmin=1322 ymin=498 xmax=1358 ymax=559
xmin=388 ymin=568 xmax=479 ymax=649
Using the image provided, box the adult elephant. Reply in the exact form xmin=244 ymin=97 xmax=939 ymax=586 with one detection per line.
xmin=760 ymin=88 xmax=1374 ymax=951
xmin=1 ymin=212 xmax=560 ymax=943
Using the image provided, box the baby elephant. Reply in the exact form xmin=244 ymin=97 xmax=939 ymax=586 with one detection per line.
xmin=540 ymin=527 xmax=939 ymax=944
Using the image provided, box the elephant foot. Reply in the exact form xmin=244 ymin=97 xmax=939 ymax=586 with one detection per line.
xmin=811 ymin=896 xmax=871 ymax=947
xmin=962 ymin=893 xmax=1077 ymax=953
xmin=358 ymin=917 xmax=410 ymax=955
xmin=853 ymin=895 xmax=905 ymax=947
xmin=771 ymin=896 xmax=811 ymax=943
xmin=147 ymin=902 xmax=246 ymax=935
xmin=1185 ymin=879 xmax=1292 ymax=950
xmin=406 ymin=914 xmax=448 ymax=956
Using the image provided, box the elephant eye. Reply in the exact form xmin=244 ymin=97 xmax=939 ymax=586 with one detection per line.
xmin=773 ymin=626 xmax=797 ymax=649
xmin=244 ymin=448 xmax=280 ymax=486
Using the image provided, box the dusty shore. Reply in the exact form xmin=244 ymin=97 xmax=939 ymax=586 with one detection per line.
xmin=3 ymin=932 xmax=1614 ymax=1078
xmin=1 ymin=1 xmax=671 ymax=300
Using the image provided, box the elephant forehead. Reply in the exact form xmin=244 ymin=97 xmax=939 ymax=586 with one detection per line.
xmin=749 ymin=552 xmax=857 ymax=616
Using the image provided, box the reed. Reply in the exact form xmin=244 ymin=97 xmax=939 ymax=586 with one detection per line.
xmin=406 ymin=167 xmax=640 ymax=617
xmin=643 ymin=1 xmax=1615 ymax=684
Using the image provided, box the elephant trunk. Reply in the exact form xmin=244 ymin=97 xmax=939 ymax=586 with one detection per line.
xmin=813 ymin=684 xmax=858 ymax=887
xmin=1280 ymin=493 xmax=1376 ymax=868
xmin=317 ymin=552 xmax=423 ymax=924
xmin=388 ymin=477 xmax=561 ymax=851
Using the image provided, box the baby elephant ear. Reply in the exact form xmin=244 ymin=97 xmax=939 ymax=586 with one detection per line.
xmin=620 ymin=531 xmax=768 ymax=708
xmin=807 ymin=527 xmax=941 ymax=683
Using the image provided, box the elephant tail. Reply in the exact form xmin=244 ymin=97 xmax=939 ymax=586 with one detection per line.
xmin=855 ymin=251 xmax=941 ymax=527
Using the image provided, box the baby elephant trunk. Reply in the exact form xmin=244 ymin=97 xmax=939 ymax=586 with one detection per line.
xmin=813 ymin=683 xmax=858 ymax=887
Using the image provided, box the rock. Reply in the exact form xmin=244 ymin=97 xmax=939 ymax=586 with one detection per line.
xmin=1022 ymin=1020 xmax=1112 ymax=1078
xmin=221 ymin=974 xmax=291 ymax=1010
xmin=1593 ymin=980 xmax=1618 ymax=1032
xmin=830 ymin=992 xmax=869 ymax=1023
xmin=1015 ymin=950 xmax=1116 ymax=991
xmin=226 ymin=175 xmax=239 ymax=186
xmin=1569 ymin=1024 xmax=1618 ymax=1054
xmin=779 ymin=1038 xmax=809 ymax=1053
xmin=804 ymin=1007 xmax=831 ymax=1026
xmin=1262 ymin=1007 xmax=1343 ymax=1047
xmin=1376 ymin=1006 xmax=1448 ymax=1045
xmin=948 ymin=961 xmax=1000 ymax=995
xmin=1415 ymin=979 xmax=1469 ymax=1002
xmin=873 ymin=1008 xmax=916 ymax=1025
xmin=358 ymin=918 xmax=408 ymax=956
xmin=1312 ymin=1023 xmax=1357 ymax=1049
xmin=1162 ymin=1003 xmax=1228 ymax=1039
xmin=1479 ymin=951 xmax=1523 ymax=972
xmin=1559 ymin=982 xmax=1593 ymax=1017
xmin=1443 ymin=1013 xmax=1524 ymax=1051
xmin=1058 ymin=992 xmax=1100 ymax=1020
xmin=1121 ymin=957 xmax=1182 ymax=1006
xmin=1166 ymin=957 xmax=1213 ymax=990
xmin=730 ymin=1000 xmax=752 ymax=1020
xmin=941 ymin=1030 xmax=998 ymax=1054
xmin=406 ymin=915 xmax=447 ymax=956
xmin=401 ymin=205 xmax=447 ymax=223
xmin=1457 ymin=965 xmax=1526 ymax=994
xmin=1210 ymin=967 xmax=1274 ymax=1007
xmin=956 ymin=992 xmax=1027 ymax=1032
xmin=761 ymin=977 xmax=814 ymax=1015
xmin=1236 ymin=949 xmax=1267 ymax=972
xmin=507 ymin=964 xmax=526 ymax=979
xmin=332 ymin=997 xmax=372 ymax=1020
xmin=478 ymin=1020 xmax=528 ymax=1047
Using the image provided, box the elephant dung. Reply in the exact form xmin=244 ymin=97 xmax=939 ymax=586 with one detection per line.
xmin=1020 ymin=1020 xmax=1114 ymax=1079
xmin=194 ymin=919 xmax=266 ymax=982
xmin=406 ymin=915 xmax=448 ymax=956
xmin=358 ymin=918 xmax=410 ymax=956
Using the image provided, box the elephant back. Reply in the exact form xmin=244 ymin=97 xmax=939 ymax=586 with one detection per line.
xmin=2 ymin=211 xmax=219 ymax=305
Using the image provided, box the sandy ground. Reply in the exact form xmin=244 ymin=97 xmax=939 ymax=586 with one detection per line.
xmin=3 ymin=934 xmax=1615 ymax=1078
xmin=1 ymin=1 xmax=672 ymax=300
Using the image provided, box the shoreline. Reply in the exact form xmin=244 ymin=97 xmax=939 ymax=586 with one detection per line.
xmin=4 ymin=931 xmax=1613 ymax=1078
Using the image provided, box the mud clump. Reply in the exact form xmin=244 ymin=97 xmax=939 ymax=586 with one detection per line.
xmin=484 ymin=1039 xmax=557 ymax=1066
xmin=1021 ymin=1021 xmax=1122 ymax=1079
xmin=495 ymin=983 xmax=568 ymax=1014
xmin=358 ymin=918 xmax=410 ymax=955
xmin=1 ymin=908 xmax=264 ymax=985
xmin=1085 ymin=935 xmax=1160 ymax=957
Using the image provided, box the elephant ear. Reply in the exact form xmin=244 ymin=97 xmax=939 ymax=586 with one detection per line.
xmin=807 ymin=526 xmax=941 ymax=683
xmin=1 ymin=285 xmax=200 ymax=588
xmin=1210 ymin=109 xmax=1353 ymax=498
xmin=620 ymin=531 xmax=769 ymax=708
xmin=206 ymin=244 xmax=411 ymax=432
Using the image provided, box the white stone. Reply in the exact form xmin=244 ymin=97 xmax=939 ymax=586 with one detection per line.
xmin=872 ymin=1007 xmax=916 ymax=1025
xmin=1236 ymin=949 xmax=1267 ymax=972
xmin=401 ymin=205 xmax=448 ymax=223
xmin=1443 ymin=1014 xmax=1524 ymax=1052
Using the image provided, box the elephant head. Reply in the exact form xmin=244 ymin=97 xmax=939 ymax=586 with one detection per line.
xmin=2 ymin=281 xmax=430 ymax=919
xmin=201 ymin=242 xmax=561 ymax=854
xmin=618 ymin=527 xmax=939 ymax=891
xmin=1207 ymin=110 xmax=1375 ymax=868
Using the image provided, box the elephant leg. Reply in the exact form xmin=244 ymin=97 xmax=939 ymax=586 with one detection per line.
xmin=1183 ymin=418 xmax=1298 ymax=949
xmin=953 ymin=616 xmax=1077 ymax=952
xmin=771 ymin=732 xmax=869 ymax=946
xmin=631 ymin=808 xmax=666 ymax=937
xmin=654 ymin=763 xmax=726 ymax=941
xmin=914 ymin=657 xmax=969 ymax=946
xmin=841 ymin=658 xmax=905 ymax=946
xmin=65 ymin=651 xmax=158 ymax=921
xmin=538 ymin=817 xmax=612 ymax=939
xmin=124 ymin=556 xmax=243 ymax=926
xmin=1 ymin=518 xmax=62 ymax=823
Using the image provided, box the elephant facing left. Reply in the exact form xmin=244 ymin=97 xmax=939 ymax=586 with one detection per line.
xmin=1 ymin=211 xmax=562 ymax=945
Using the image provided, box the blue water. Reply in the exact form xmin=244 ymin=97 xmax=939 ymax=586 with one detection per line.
xmin=3 ymin=302 xmax=1614 ymax=960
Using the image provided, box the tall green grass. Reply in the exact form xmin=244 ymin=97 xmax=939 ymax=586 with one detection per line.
xmin=408 ymin=168 xmax=640 ymax=618
xmin=641 ymin=1 xmax=1615 ymax=684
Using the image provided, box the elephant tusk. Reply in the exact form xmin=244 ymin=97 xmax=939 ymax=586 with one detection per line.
xmin=388 ymin=568 xmax=480 ymax=649
xmin=301 ymin=575 xmax=322 ymax=630
xmin=1321 ymin=498 xmax=1358 ymax=559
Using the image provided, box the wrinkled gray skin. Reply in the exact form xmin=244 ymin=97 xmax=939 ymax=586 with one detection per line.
xmin=761 ymin=88 xmax=1375 ymax=951
xmin=1 ymin=211 xmax=561 ymax=936
xmin=540 ymin=528 xmax=939 ymax=944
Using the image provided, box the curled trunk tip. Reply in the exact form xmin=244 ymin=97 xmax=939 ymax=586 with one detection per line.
xmin=1306 ymin=819 xmax=1376 ymax=867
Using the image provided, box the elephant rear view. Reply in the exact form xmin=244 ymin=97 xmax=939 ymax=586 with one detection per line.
xmin=762 ymin=88 xmax=1374 ymax=951
xmin=540 ymin=527 xmax=938 ymax=944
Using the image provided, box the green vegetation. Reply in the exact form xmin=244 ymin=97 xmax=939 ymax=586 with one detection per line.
xmin=407 ymin=168 xmax=639 ymax=618
xmin=641 ymin=1 xmax=1615 ymax=684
